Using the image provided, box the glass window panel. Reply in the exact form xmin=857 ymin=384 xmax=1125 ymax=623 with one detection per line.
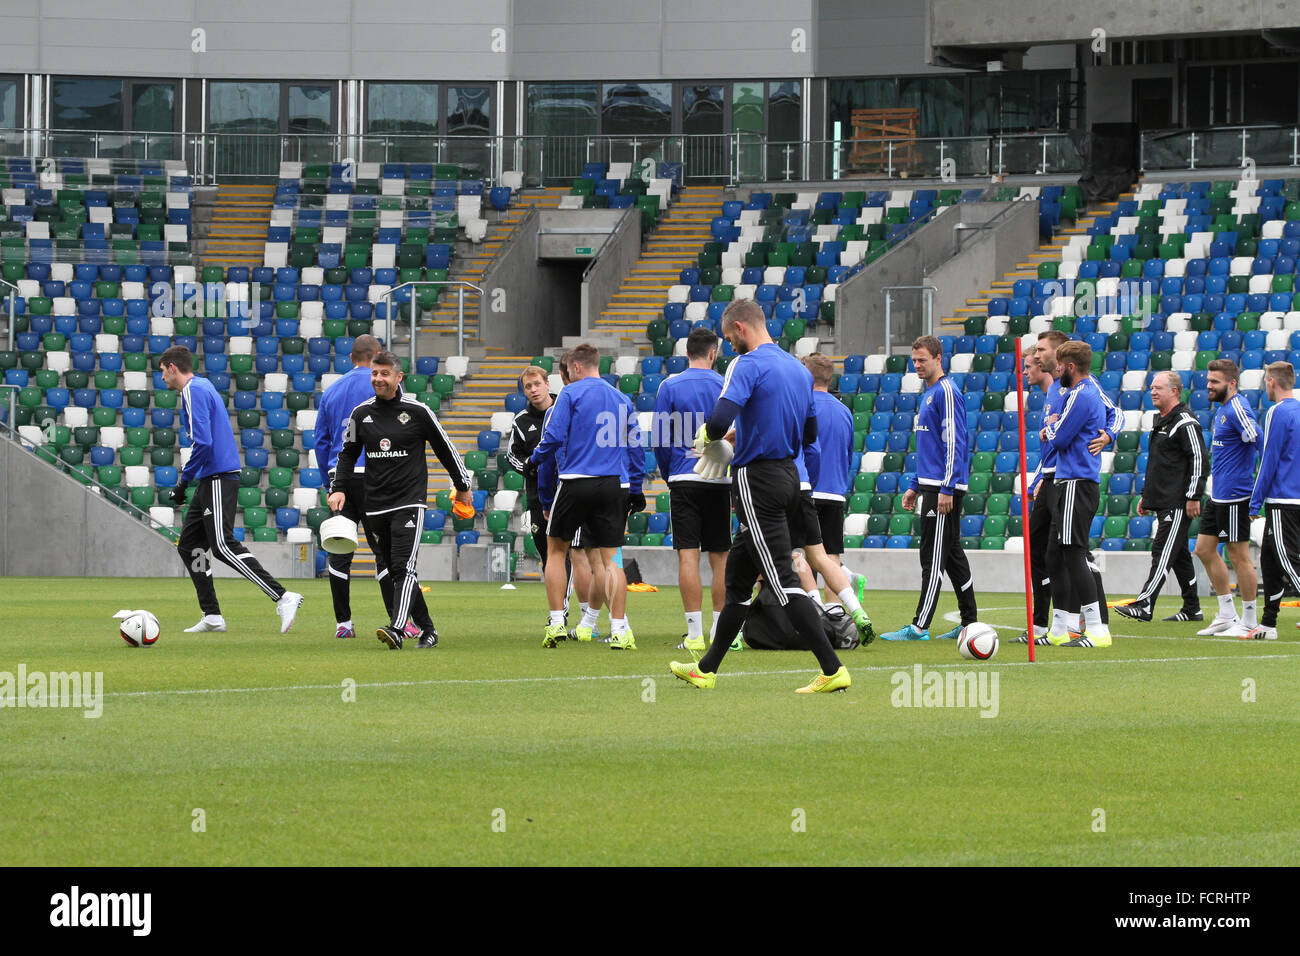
xmin=968 ymin=75 xmax=997 ymax=137
xmin=131 ymin=83 xmax=174 ymax=132
xmin=682 ymin=85 xmax=724 ymax=135
xmin=1034 ymin=71 xmax=1070 ymax=131
xmin=827 ymin=78 xmax=896 ymax=136
xmin=447 ymin=86 xmax=490 ymax=135
xmin=445 ymin=87 xmax=491 ymax=180
xmin=367 ymin=83 xmax=438 ymax=134
xmin=52 ymin=77 xmax=124 ymax=130
xmin=208 ymin=82 xmax=279 ymax=133
xmin=1186 ymin=67 xmax=1211 ymax=127
xmin=0 ymin=78 xmax=17 ymax=129
xmin=601 ymin=82 xmax=671 ymax=136
xmin=526 ymin=83 xmax=598 ymax=184
xmin=768 ymin=80 xmax=802 ymax=179
xmin=208 ymin=82 xmax=280 ymax=178
xmin=899 ymin=75 xmax=963 ymax=138
xmin=527 ymin=83 xmax=598 ymax=137
xmin=681 ymin=85 xmax=727 ymax=181
xmin=289 ymin=84 xmax=332 ymax=134
xmin=732 ymin=82 xmax=765 ymax=181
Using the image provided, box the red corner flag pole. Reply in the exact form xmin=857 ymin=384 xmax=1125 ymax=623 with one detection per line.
xmin=1014 ymin=337 xmax=1036 ymax=663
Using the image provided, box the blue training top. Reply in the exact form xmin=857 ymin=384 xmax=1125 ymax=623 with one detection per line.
xmin=313 ymin=364 xmax=373 ymax=475
xmin=531 ymin=375 xmax=640 ymax=486
xmin=179 ymin=375 xmax=240 ymax=481
xmin=715 ymin=343 xmax=815 ymax=468
xmin=1210 ymin=391 xmax=1259 ymax=503
xmin=810 ymin=389 xmax=854 ymax=501
xmin=910 ymin=374 xmax=969 ymax=495
xmin=1251 ymin=397 xmax=1300 ymax=513
xmin=651 ymin=366 xmax=727 ymax=484
xmin=1042 ymin=375 xmax=1108 ymax=482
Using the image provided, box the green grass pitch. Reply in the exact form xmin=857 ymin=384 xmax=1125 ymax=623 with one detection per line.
xmin=2 ymin=576 xmax=1298 ymax=866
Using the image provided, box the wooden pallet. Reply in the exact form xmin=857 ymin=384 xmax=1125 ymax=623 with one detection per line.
xmin=847 ymin=108 xmax=919 ymax=175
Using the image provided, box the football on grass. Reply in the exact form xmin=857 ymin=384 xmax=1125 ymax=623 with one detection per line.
xmin=958 ymin=623 xmax=998 ymax=660
xmin=117 ymin=610 xmax=160 ymax=647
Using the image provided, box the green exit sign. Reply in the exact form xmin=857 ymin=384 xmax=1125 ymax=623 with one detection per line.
xmin=575 ymin=246 xmax=592 ymax=255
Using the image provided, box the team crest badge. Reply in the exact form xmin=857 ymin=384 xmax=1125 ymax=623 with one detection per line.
xmin=397 ymin=411 xmax=411 ymax=424
xmin=926 ymin=395 xmax=932 ymax=405
xmin=379 ymin=438 xmax=391 ymax=451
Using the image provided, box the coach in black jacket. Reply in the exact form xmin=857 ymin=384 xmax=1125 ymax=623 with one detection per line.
xmin=1116 ymin=371 xmax=1207 ymax=623
xmin=329 ymin=350 xmax=473 ymax=649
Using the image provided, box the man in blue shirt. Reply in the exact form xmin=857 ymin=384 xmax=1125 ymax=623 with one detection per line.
xmin=531 ymin=342 xmax=640 ymax=649
xmin=161 ymin=345 xmax=303 ymax=635
xmin=651 ymin=327 xmax=729 ymax=654
xmin=669 ymin=299 xmax=849 ymax=693
xmin=798 ymin=352 xmax=874 ymax=641
xmin=1192 ymin=358 xmax=1259 ymax=637
xmin=1039 ymin=340 xmax=1111 ymax=647
xmin=1015 ymin=333 xmax=1116 ymax=644
xmin=881 ymin=335 xmax=978 ymax=641
xmin=1246 ymin=361 xmax=1300 ymax=640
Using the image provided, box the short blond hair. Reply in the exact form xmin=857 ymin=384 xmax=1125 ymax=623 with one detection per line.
xmin=802 ymin=353 xmax=834 ymax=388
xmin=519 ymin=365 xmax=549 ymax=386
xmin=1266 ymin=361 xmax=1295 ymax=391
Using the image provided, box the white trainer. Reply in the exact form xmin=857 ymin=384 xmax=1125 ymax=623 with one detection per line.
xmin=184 ymin=615 xmax=226 ymax=633
xmin=276 ymin=592 xmax=304 ymax=634
xmin=1197 ymin=616 xmax=1240 ymax=636
xmin=1242 ymin=625 xmax=1277 ymax=641
xmin=1218 ymin=623 xmax=1252 ymax=638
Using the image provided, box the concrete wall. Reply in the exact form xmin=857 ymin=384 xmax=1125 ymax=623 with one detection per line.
xmin=928 ymin=0 xmax=1300 ymax=50
xmin=834 ymin=200 xmax=1036 ymax=356
xmin=478 ymin=208 xmax=579 ymax=354
xmin=925 ymin=199 xmax=1039 ymax=327
xmin=0 ymin=436 xmax=181 ymax=577
xmin=579 ymin=207 xmax=641 ymax=333
xmin=6 ymin=0 xmax=1011 ymax=83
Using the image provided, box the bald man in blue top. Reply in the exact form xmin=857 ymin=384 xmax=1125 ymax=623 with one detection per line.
xmin=669 ymin=299 xmax=849 ymax=694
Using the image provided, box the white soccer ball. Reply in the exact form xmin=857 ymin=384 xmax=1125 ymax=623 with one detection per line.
xmin=958 ymin=622 xmax=998 ymax=660
xmin=117 ymin=610 xmax=160 ymax=647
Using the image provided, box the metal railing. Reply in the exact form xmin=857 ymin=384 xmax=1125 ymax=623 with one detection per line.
xmin=1140 ymin=125 xmax=1300 ymax=171
xmin=1 ymin=127 xmax=1083 ymax=187
xmin=378 ymin=279 xmax=482 ymax=364
xmin=882 ymin=285 xmax=937 ymax=354
xmin=2 ymin=277 xmax=16 ymax=428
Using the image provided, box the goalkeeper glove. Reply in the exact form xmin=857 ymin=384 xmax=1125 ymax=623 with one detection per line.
xmin=692 ymin=438 xmax=734 ymax=481
xmin=168 ymin=482 xmax=188 ymax=506
xmin=626 ymin=492 xmax=646 ymax=516
xmin=693 ymin=422 xmax=712 ymax=455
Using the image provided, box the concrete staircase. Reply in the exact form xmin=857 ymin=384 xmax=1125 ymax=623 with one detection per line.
xmin=580 ymin=185 xmax=730 ymax=352
xmin=415 ymin=187 xmax=566 ymax=348
xmin=199 ymin=184 xmax=273 ymax=269
xmin=936 ymin=193 xmax=1126 ymax=337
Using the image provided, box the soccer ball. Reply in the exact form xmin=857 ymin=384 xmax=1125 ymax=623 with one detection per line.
xmin=117 ymin=610 xmax=160 ymax=647
xmin=958 ymin=623 xmax=998 ymax=661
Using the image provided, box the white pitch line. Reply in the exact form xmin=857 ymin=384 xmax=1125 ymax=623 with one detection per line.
xmin=99 ymin=652 xmax=1300 ymax=701
xmin=942 ymin=606 xmax=1291 ymax=645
